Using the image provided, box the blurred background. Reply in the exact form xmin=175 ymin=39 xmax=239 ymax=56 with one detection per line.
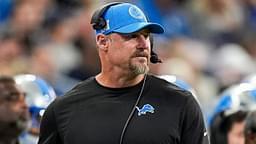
xmin=1 ymin=0 xmax=256 ymax=120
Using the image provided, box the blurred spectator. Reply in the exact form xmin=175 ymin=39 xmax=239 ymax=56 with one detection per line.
xmin=7 ymin=0 xmax=47 ymax=38
xmin=209 ymin=83 xmax=256 ymax=144
xmin=136 ymin=0 xmax=191 ymax=39
xmin=189 ymin=0 xmax=244 ymax=45
xmin=240 ymin=30 xmax=256 ymax=61
xmin=43 ymin=9 xmax=81 ymax=74
xmin=0 ymin=29 xmax=29 ymax=76
xmin=0 ymin=0 xmax=13 ymax=23
xmin=29 ymin=43 xmax=78 ymax=96
xmin=209 ymin=43 xmax=256 ymax=93
xmin=0 ymin=76 xmax=30 ymax=144
xmin=67 ymin=38 xmax=100 ymax=81
xmin=155 ymin=37 xmax=218 ymax=116
xmin=240 ymin=74 xmax=256 ymax=143
xmin=15 ymin=74 xmax=57 ymax=144
xmin=243 ymin=0 xmax=256 ymax=31
xmin=0 ymin=0 xmax=54 ymax=54
xmin=244 ymin=110 xmax=256 ymax=144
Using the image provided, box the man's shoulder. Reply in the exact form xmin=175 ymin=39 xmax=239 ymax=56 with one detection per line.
xmin=148 ymin=75 xmax=194 ymax=100
xmin=149 ymin=75 xmax=189 ymax=93
xmin=53 ymin=77 xmax=97 ymax=106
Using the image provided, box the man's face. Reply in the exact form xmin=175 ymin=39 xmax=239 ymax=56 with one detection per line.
xmin=0 ymin=85 xmax=30 ymax=138
xmin=228 ymin=121 xmax=245 ymax=144
xmin=107 ymin=29 xmax=151 ymax=75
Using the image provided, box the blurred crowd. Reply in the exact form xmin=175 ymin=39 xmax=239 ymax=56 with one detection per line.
xmin=1 ymin=0 xmax=256 ymax=130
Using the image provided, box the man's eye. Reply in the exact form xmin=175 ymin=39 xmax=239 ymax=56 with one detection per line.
xmin=5 ymin=92 xmax=20 ymax=102
xmin=143 ymin=33 xmax=150 ymax=38
xmin=122 ymin=33 xmax=149 ymax=40
xmin=131 ymin=34 xmax=138 ymax=38
xmin=123 ymin=34 xmax=137 ymax=39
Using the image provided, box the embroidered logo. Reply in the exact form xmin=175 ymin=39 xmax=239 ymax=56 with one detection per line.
xmin=104 ymin=20 xmax=110 ymax=30
xmin=136 ymin=104 xmax=155 ymax=116
xmin=129 ymin=6 xmax=146 ymax=20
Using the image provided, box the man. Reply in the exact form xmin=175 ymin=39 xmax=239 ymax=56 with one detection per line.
xmin=210 ymin=110 xmax=247 ymax=144
xmin=38 ymin=2 xmax=208 ymax=144
xmin=244 ymin=110 xmax=256 ymax=144
xmin=0 ymin=76 xmax=30 ymax=144
xmin=209 ymin=83 xmax=256 ymax=144
xmin=14 ymin=74 xmax=57 ymax=144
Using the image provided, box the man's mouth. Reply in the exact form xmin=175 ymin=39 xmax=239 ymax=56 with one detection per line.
xmin=133 ymin=53 xmax=148 ymax=59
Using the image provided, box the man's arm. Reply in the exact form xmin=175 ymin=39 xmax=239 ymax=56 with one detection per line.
xmin=38 ymin=100 xmax=61 ymax=144
xmin=180 ymin=92 xmax=210 ymax=144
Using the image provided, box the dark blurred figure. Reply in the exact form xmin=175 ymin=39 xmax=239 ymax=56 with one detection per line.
xmin=55 ymin=0 xmax=83 ymax=10
xmin=67 ymin=38 xmax=100 ymax=81
xmin=209 ymin=83 xmax=256 ymax=144
xmin=136 ymin=0 xmax=191 ymax=39
xmin=188 ymin=0 xmax=244 ymax=46
xmin=244 ymin=110 xmax=256 ymax=144
xmin=0 ymin=29 xmax=29 ymax=76
xmin=14 ymin=74 xmax=57 ymax=144
xmin=210 ymin=111 xmax=247 ymax=144
xmin=243 ymin=0 xmax=256 ymax=31
xmin=0 ymin=76 xmax=30 ymax=144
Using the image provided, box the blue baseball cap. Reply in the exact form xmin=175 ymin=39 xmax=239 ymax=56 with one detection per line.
xmin=96 ymin=3 xmax=165 ymax=35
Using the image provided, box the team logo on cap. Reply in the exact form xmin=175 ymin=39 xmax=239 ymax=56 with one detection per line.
xmin=104 ymin=20 xmax=110 ymax=30
xmin=129 ymin=6 xmax=146 ymax=20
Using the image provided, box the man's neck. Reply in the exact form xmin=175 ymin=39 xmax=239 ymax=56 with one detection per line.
xmin=95 ymin=72 xmax=145 ymax=88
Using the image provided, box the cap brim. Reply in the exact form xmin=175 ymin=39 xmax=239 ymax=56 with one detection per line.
xmin=113 ymin=22 xmax=164 ymax=34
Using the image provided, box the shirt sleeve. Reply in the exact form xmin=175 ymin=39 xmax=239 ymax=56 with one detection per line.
xmin=180 ymin=92 xmax=210 ymax=144
xmin=38 ymin=100 xmax=62 ymax=144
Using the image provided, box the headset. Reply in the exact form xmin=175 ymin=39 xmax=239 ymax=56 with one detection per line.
xmin=90 ymin=2 xmax=162 ymax=64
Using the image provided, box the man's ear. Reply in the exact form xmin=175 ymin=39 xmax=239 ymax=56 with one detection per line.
xmin=96 ymin=34 xmax=108 ymax=51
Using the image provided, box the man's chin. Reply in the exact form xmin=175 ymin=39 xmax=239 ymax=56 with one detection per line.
xmin=16 ymin=118 xmax=31 ymax=132
xmin=0 ymin=119 xmax=31 ymax=138
xmin=130 ymin=63 xmax=149 ymax=75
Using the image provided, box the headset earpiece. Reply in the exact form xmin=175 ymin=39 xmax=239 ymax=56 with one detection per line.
xmin=91 ymin=2 xmax=123 ymax=30
xmin=92 ymin=17 xmax=106 ymax=30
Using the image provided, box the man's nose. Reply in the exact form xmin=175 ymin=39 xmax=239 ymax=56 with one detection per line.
xmin=19 ymin=95 xmax=28 ymax=111
xmin=136 ymin=35 xmax=149 ymax=49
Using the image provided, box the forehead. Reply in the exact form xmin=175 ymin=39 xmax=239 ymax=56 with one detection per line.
xmin=110 ymin=29 xmax=150 ymax=38
xmin=0 ymin=82 xmax=22 ymax=100
xmin=123 ymin=29 xmax=150 ymax=35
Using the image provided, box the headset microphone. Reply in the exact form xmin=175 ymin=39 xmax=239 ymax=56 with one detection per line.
xmin=149 ymin=35 xmax=162 ymax=64
xmin=150 ymin=51 xmax=162 ymax=64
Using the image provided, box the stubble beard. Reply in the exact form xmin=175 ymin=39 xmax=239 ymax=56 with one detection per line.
xmin=0 ymin=118 xmax=31 ymax=139
xmin=129 ymin=61 xmax=149 ymax=75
